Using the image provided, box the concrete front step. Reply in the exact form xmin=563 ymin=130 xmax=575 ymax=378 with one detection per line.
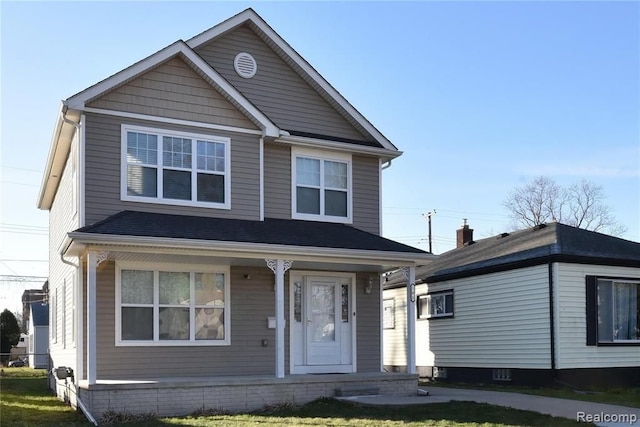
xmin=335 ymin=386 xmax=380 ymax=397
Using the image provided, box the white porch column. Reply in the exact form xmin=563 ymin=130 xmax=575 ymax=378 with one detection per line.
xmin=86 ymin=251 xmax=107 ymax=385
xmin=402 ymin=266 xmax=417 ymax=375
xmin=266 ymin=259 xmax=292 ymax=378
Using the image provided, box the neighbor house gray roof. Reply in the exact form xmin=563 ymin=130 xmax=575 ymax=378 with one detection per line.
xmin=71 ymin=211 xmax=426 ymax=254
xmin=30 ymin=303 xmax=49 ymax=327
xmin=386 ymin=223 xmax=640 ymax=286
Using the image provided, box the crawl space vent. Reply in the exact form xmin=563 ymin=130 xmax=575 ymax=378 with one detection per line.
xmin=234 ymin=52 xmax=257 ymax=78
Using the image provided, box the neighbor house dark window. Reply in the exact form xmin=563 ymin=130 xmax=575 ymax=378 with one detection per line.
xmin=417 ymin=290 xmax=454 ymax=319
xmin=586 ymin=276 xmax=640 ymax=345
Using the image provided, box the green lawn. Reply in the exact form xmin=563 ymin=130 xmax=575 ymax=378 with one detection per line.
xmin=422 ymin=381 xmax=640 ymax=409
xmin=0 ymin=368 xmax=90 ymax=426
xmin=1 ymin=368 xmax=594 ymax=426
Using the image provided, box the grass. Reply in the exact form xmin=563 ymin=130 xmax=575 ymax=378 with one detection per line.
xmin=0 ymin=368 xmax=595 ymax=426
xmin=422 ymin=380 xmax=640 ymax=409
xmin=0 ymin=367 xmax=90 ymax=426
xmin=144 ymin=398 xmax=589 ymax=426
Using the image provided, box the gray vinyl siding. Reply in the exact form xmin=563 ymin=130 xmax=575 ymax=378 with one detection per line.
xmin=87 ymin=57 xmax=257 ymax=130
xmin=352 ymin=155 xmax=380 ymax=235
xmin=94 ymin=264 xmax=279 ymax=379
xmin=194 ymin=24 xmax=372 ymax=142
xmin=554 ymin=263 xmax=640 ymax=369
xmin=83 ymin=112 xmax=260 ymax=225
xmin=356 ymin=272 xmax=381 ymax=372
xmin=48 ymin=132 xmax=80 ymax=374
xmin=263 ymin=144 xmax=380 ymax=234
xmin=263 ymin=142 xmax=291 ymax=219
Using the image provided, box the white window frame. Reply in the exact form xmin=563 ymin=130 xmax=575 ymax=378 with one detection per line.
xmin=291 ymin=147 xmax=352 ymax=223
xmin=115 ymin=261 xmax=231 ymax=346
xmin=121 ymin=124 xmax=231 ymax=209
xmin=417 ymin=290 xmax=454 ymax=319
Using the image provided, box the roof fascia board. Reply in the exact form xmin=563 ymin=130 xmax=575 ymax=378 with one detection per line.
xmin=65 ymin=41 xmax=279 ymax=137
xmin=66 ymin=232 xmax=432 ymax=265
xmin=186 ymin=9 xmax=397 ymax=152
xmin=276 ymin=134 xmax=402 ymax=159
xmin=37 ymin=106 xmax=81 ymax=210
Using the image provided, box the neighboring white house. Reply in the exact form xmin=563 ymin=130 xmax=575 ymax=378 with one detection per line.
xmin=29 ymin=303 xmax=49 ymax=369
xmin=384 ymin=222 xmax=640 ymax=387
xmin=10 ymin=333 xmax=29 ymax=360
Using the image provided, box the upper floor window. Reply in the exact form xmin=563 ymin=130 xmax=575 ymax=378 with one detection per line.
xmin=121 ymin=125 xmax=230 ymax=209
xmin=418 ymin=290 xmax=454 ymax=319
xmin=292 ymin=148 xmax=352 ymax=223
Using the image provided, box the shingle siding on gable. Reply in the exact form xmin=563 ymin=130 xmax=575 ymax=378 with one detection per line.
xmin=87 ymin=57 xmax=258 ymax=130
xmin=83 ymin=113 xmax=261 ymax=225
xmin=194 ymin=24 xmax=371 ymax=142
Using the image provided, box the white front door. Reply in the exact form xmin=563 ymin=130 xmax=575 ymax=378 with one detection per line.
xmin=306 ymin=278 xmax=341 ymax=365
xmin=290 ymin=272 xmax=355 ymax=374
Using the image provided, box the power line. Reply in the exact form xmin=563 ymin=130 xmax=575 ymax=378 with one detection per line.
xmin=0 ymin=165 xmax=42 ymax=173
xmin=0 ymin=180 xmax=39 ymax=187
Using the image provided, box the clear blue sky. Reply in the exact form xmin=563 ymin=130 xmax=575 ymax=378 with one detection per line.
xmin=1 ymin=1 xmax=638 ymax=313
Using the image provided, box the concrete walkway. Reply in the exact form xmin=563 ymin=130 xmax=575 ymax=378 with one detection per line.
xmin=338 ymin=386 xmax=640 ymax=427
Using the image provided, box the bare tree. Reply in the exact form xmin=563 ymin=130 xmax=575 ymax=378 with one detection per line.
xmin=504 ymin=176 xmax=627 ymax=236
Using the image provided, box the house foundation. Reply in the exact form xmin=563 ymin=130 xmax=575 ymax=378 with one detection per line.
xmin=77 ymin=372 xmax=418 ymax=420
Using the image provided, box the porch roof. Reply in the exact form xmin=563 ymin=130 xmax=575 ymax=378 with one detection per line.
xmin=66 ymin=211 xmax=432 ymax=270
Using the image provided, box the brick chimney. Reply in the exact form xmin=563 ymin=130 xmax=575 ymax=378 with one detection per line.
xmin=456 ymin=219 xmax=474 ymax=248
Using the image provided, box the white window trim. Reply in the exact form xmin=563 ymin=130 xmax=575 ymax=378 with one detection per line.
xmin=115 ymin=261 xmax=231 ymax=346
xmin=120 ymin=124 xmax=231 ymax=209
xmin=417 ymin=290 xmax=454 ymax=319
xmin=291 ymin=147 xmax=352 ymax=224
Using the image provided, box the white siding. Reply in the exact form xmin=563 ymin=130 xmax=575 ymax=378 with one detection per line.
xmin=384 ymin=265 xmax=552 ymax=370
xmin=555 ymin=263 xmax=640 ymax=369
xmin=383 ymin=287 xmax=412 ymax=368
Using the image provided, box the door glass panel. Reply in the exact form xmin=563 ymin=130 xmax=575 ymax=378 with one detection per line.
xmin=294 ymin=282 xmax=302 ymax=323
xmin=310 ymin=284 xmax=335 ymax=341
xmin=341 ymin=284 xmax=349 ymax=322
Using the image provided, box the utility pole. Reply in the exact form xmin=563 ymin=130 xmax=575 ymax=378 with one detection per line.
xmin=422 ymin=210 xmax=436 ymax=253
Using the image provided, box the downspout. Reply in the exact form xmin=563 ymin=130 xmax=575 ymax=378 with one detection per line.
xmin=548 ymin=262 xmax=557 ymax=380
xmin=77 ymin=395 xmax=98 ymax=426
xmin=381 ymin=159 xmax=392 ymax=170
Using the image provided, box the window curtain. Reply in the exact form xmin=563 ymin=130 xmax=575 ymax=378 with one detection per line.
xmin=614 ymin=283 xmax=638 ymax=340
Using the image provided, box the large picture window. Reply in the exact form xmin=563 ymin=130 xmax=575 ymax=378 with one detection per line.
xmin=116 ymin=263 xmax=230 ymax=346
xmin=587 ymin=276 xmax=639 ymax=345
xmin=292 ymin=148 xmax=351 ymax=223
xmin=122 ymin=125 xmax=230 ymax=208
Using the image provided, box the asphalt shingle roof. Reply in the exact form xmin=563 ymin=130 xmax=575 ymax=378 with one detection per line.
xmin=73 ymin=211 xmax=426 ymax=254
xmin=386 ymin=223 xmax=640 ymax=286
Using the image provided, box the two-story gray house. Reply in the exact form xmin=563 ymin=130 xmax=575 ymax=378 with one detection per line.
xmin=37 ymin=8 xmax=431 ymax=419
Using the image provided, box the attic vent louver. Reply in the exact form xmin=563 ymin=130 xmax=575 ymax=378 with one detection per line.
xmin=234 ymin=52 xmax=257 ymax=78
